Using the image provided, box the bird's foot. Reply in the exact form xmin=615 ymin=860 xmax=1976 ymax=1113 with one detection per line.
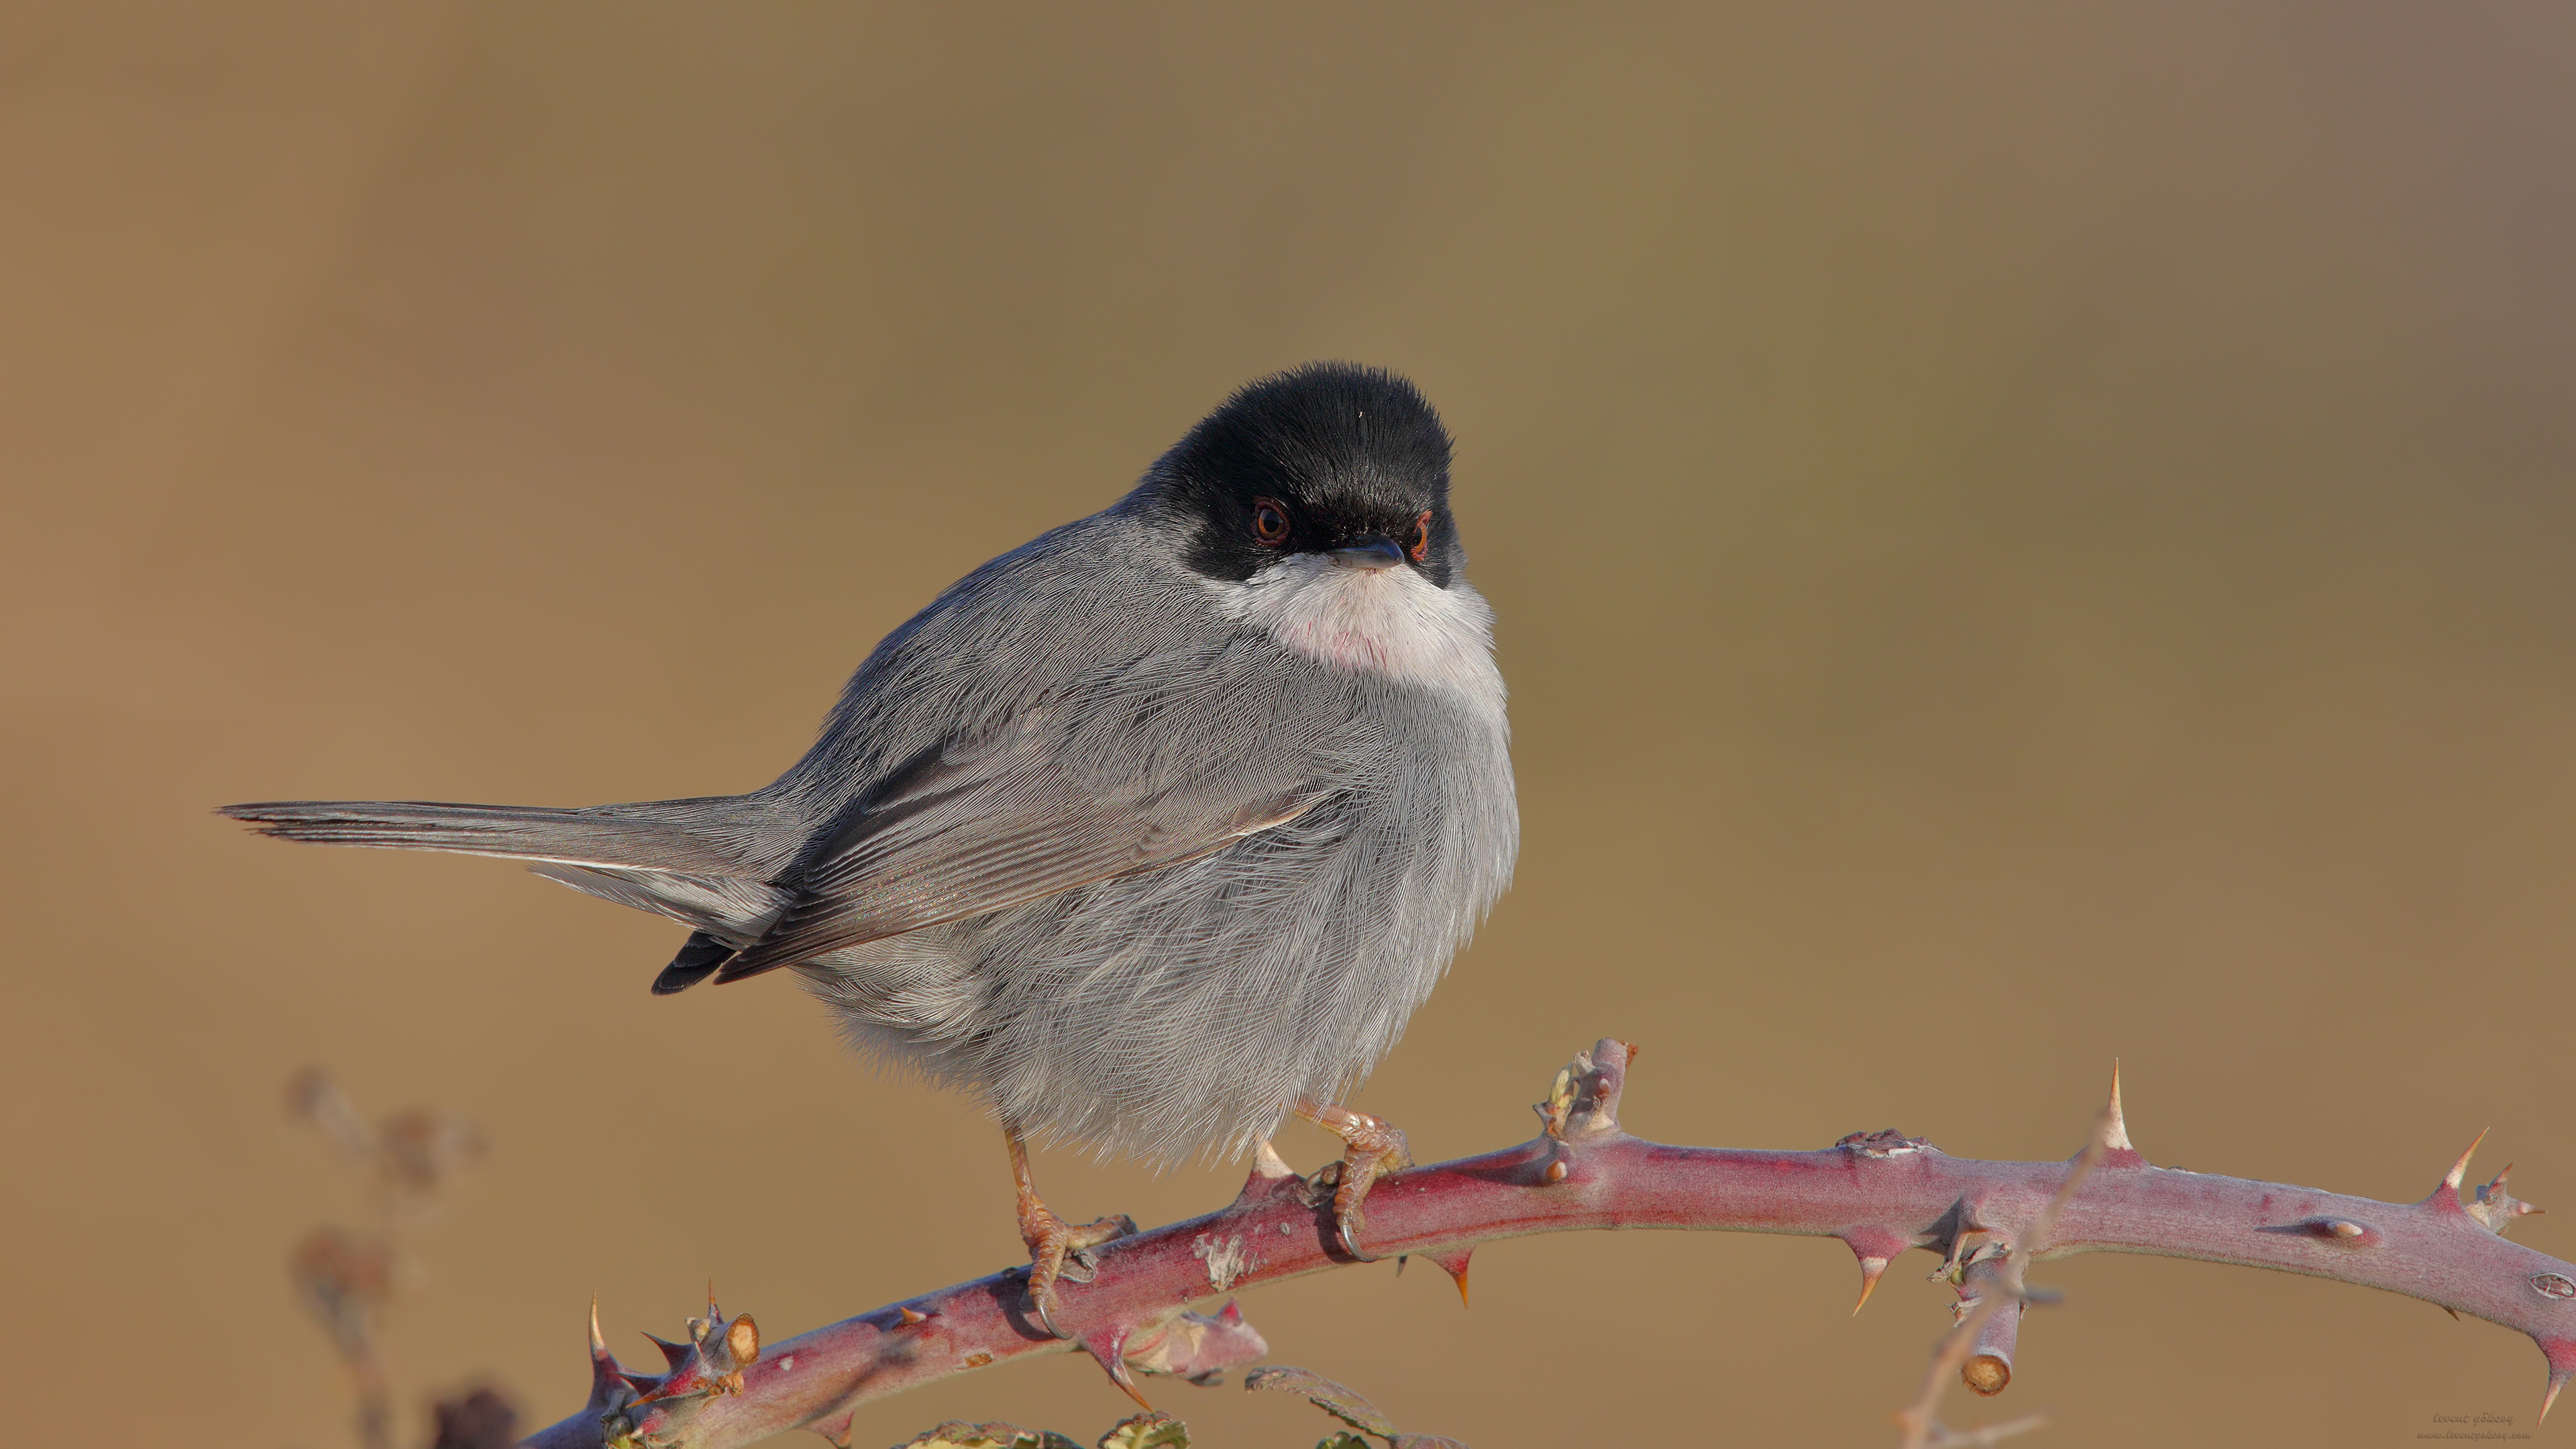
xmin=1016 ymin=1191 xmax=1136 ymax=1338
xmin=1297 ymin=1101 xmax=1413 ymax=1261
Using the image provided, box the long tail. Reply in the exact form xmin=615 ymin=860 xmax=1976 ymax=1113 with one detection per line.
xmin=217 ymin=799 xmax=747 ymax=877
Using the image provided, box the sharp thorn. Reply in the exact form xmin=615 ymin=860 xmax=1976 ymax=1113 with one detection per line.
xmin=1854 ymin=1256 xmax=1889 ymax=1316
xmin=1083 ymin=1328 xmax=1153 ymax=1410
xmin=2102 ymin=1061 xmax=2133 ymax=1153
xmin=1425 ymin=1246 xmax=1474 ymax=1307
xmin=898 ymin=1306 xmax=928 ymax=1327
xmin=643 ymin=1332 xmax=693 ymax=1371
xmin=2542 ymin=1338 xmax=2576 ymax=1426
xmin=1250 ymin=1137 xmax=1295 ymax=1180
xmin=2445 ymin=1128 xmax=2491 ymax=1193
xmin=2445 ymin=1305 xmax=2462 ymax=1321
xmin=706 ymin=1279 xmax=720 ymax=1325
xmin=586 ymin=1295 xmax=632 ymax=1409
xmin=2478 ymin=1165 xmax=2544 ymax=1220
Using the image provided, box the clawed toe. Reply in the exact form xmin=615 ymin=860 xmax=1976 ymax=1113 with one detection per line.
xmin=1018 ymin=1205 xmax=1135 ymax=1336
xmin=1297 ymin=1102 xmax=1413 ymax=1261
xmin=1008 ymin=1126 xmax=1136 ymax=1337
xmin=1052 ymin=1213 xmax=1138 ymax=1284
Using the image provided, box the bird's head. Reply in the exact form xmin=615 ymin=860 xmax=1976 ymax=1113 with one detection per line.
xmin=1136 ymin=362 xmax=1464 ymax=591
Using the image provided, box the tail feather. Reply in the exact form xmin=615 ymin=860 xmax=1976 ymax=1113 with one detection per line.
xmin=217 ymin=800 xmax=745 ymax=877
xmin=652 ymin=930 xmax=733 ymax=995
xmin=528 ymin=863 xmax=788 ymax=939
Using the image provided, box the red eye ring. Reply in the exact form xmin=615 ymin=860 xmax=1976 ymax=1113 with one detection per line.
xmin=1408 ymin=509 xmax=1432 ymax=563
xmin=1252 ymin=497 xmax=1291 ymax=545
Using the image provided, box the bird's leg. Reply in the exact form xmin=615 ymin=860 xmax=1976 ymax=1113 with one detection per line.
xmin=1006 ymin=1125 xmax=1134 ymax=1338
xmin=1293 ymin=1100 xmax=1413 ymax=1261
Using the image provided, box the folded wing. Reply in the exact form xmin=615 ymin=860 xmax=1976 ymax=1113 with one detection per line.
xmin=712 ymin=692 xmax=1336 ymax=983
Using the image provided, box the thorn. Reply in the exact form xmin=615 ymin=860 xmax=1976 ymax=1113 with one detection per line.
xmin=2473 ymin=1164 xmax=2546 ymax=1228
xmin=586 ymin=1296 xmax=635 ymax=1412
xmin=810 ymin=1407 xmax=857 ymax=1449
xmin=708 ymin=1279 xmax=720 ymax=1324
xmin=2445 ymin=1305 xmax=2461 ymax=1321
xmin=1426 ymin=1246 xmax=1473 ymax=1307
xmin=643 ymin=1332 xmax=693 ymax=1371
xmin=898 ymin=1306 xmax=928 ymax=1327
xmin=2444 ymin=1128 xmax=2491 ymax=1193
xmin=1854 ymin=1256 xmax=1889 ymax=1316
xmin=617 ymin=1371 xmax=662 ymax=1395
xmin=1251 ymin=1137 xmax=1294 ymax=1180
xmin=2103 ymin=1061 xmax=2133 ymax=1153
xmin=1083 ymin=1326 xmax=1152 ymax=1410
xmin=2542 ymin=1339 xmax=2576 ymax=1426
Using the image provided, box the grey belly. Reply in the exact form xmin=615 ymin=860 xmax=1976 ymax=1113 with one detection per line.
xmin=794 ymin=797 xmax=1453 ymax=1165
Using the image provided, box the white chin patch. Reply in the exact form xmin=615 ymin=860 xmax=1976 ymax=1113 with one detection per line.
xmin=1213 ymin=554 xmax=1503 ymax=703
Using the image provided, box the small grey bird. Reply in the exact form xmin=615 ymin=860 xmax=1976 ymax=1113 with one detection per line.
xmin=223 ymin=363 xmax=1515 ymax=1329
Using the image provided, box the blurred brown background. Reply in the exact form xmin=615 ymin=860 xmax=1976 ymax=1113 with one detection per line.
xmin=5 ymin=5 xmax=2573 ymax=1446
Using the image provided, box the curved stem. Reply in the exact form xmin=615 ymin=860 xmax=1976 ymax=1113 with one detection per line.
xmin=525 ymin=1040 xmax=2576 ymax=1449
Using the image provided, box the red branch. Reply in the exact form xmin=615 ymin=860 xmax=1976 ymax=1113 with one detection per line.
xmin=523 ymin=1040 xmax=2576 ymax=1448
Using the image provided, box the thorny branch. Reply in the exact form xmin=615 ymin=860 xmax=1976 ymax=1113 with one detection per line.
xmin=524 ymin=1040 xmax=2575 ymax=1449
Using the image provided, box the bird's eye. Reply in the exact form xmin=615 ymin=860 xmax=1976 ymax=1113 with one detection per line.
xmin=1252 ymin=498 xmax=1291 ymax=545
xmin=1409 ymin=509 xmax=1432 ymax=563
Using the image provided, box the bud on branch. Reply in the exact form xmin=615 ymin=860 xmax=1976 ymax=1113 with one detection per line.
xmin=523 ymin=1040 xmax=2574 ymax=1448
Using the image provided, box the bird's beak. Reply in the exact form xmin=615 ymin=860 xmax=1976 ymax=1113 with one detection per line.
xmin=1328 ymin=536 xmax=1407 ymax=572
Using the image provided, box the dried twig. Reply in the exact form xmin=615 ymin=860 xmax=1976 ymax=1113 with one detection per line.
xmin=288 ymin=1069 xmax=489 ymax=1449
xmin=521 ymin=1040 xmax=2573 ymax=1449
xmin=1894 ymin=1067 xmax=2122 ymax=1448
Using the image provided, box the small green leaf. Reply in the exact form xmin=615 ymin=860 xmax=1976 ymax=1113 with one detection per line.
xmin=896 ymin=1421 xmax=1081 ymax=1449
xmin=1095 ymin=1410 xmax=1190 ymax=1449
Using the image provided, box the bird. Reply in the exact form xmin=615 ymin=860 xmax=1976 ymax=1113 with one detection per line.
xmin=222 ymin=362 xmax=1517 ymax=1332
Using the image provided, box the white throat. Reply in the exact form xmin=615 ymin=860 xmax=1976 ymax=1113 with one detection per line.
xmin=1212 ymin=554 xmax=1503 ymax=705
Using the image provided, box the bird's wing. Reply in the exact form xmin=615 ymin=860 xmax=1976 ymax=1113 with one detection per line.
xmin=711 ymin=664 xmax=1342 ymax=983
